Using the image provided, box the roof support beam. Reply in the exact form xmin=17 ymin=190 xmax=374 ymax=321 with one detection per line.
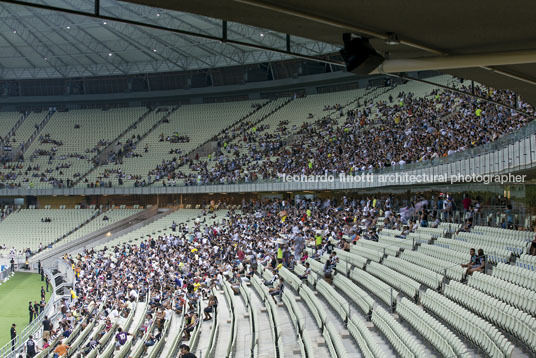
xmin=373 ymin=50 xmax=536 ymax=74
xmin=98 ymin=6 xmax=198 ymax=69
xmin=233 ymin=0 xmax=536 ymax=86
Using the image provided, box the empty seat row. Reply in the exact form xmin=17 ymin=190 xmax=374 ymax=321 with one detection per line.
xmin=333 ymin=248 xmax=367 ymax=269
xmin=517 ymin=254 xmax=536 ymax=271
xmin=317 ymin=279 xmax=350 ymax=321
xmin=397 ymin=297 xmax=469 ymax=358
xmin=332 ymin=274 xmax=374 ymax=315
xmin=414 ymin=227 xmax=445 ymax=238
xmin=371 ymin=306 xmax=427 ymax=358
xmin=493 ymin=262 xmax=536 ymax=291
xmin=444 ymin=280 xmax=536 ymax=351
xmin=455 ymin=232 xmax=528 ymax=254
xmin=378 ymin=234 xmax=414 ymax=250
xmin=421 ymin=289 xmax=513 ymax=358
xmin=382 ymin=256 xmax=443 ymax=290
xmin=350 ymin=267 xmax=398 ymax=307
xmin=366 ymin=261 xmax=421 ymax=299
xmin=355 ymin=239 xmax=400 ymax=256
xmin=278 ymin=266 xmax=303 ymax=292
xmin=399 ymin=250 xmax=464 ymax=281
xmin=349 ymin=245 xmax=384 ymax=262
xmin=434 ymin=238 xmax=511 ymax=264
xmin=417 ymin=244 xmax=469 ymax=265
xmin=407 ymin=232 xmax=433 ymax=245
xmin=379 ymin=228 xmax=402 ymax=236
xmin=437 ymin=222 xmax=462 ymax=233
xmin=472 ymin=225 xmax=534 ymax=240
xmin=347 ymin=315 xmax=387 ymax=358
xmin=467 ymin=271 xmax=536 ymax=316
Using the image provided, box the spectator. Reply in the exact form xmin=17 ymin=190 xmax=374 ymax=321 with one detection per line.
xmin=114 ymin=327 xmax=131 ymax=350
xmin=298 ymin=262 xmax=311 ymax=280
xmin=461 ymin=248 xmax=477 ymax=275
xmin=25 ymin=335 xmax=37 ymax=358
xmin=179 ymin=344 xmax=197 ymax=358
xmin=203 ymin=295 xmax=218 ymax=321
xmin=182 ymin=311 xmax=198 ymax=341
xmin=42 ymin=316 xmax=51 ymax=341
xmin=53 ymin=340 xmax=69 ymax=357
xmin=268 ymin=277 xmax=284 ymax=302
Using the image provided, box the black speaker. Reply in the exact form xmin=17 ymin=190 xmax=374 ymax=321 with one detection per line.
xmin=339 ymin=34 xmax=384 ymax=75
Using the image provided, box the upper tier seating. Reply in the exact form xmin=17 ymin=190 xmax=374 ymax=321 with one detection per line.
xmin=4 ymin=108 xmax=147 ymax=189
xmin=0 ymin=75 xmax=534 ymax=190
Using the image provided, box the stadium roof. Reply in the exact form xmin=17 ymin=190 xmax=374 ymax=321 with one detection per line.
xmin=0 ymin=0 xmax=338 ymax=79
xmin=123 ymin=0 xmax=536 ymax=106
xmin=2 ymin=0 xmax=535 ymax=106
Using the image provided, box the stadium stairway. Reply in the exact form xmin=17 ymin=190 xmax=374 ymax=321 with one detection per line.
xmin=251 ymin=276 xmax=303 ymax=357
xmin=246 ymin=278 xmax=279 ymax=357
xmin=304 ymin=256 xmax=444 ymax=357
xmin=186 ymin=98 xmax=273 ymax=160
xmin=281 ymin=286 xmax=330 ymax=357
xmin=159 ymin=311 xmax=184 ymax=358
xmin=273 ymin=294 xmax=304 ymax=357
xmin=148 ymin=97 xmax=296 ymax=186
xmin=2 ymin=111 xmax=29 ymax=149
xmin=19 ymin=110 xmax=55 ymax=157
xmin=206 ymin=289 xmax=232 ymax=358
xmin=72 ymin=106 xmax=165 ymax=187
xmin=90 ymin=109 xmax=157 ymax=166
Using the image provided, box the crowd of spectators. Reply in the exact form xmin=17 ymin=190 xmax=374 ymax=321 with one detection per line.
xmin=2 ymin=192 xmax=530 ymax=356
xmin=159 ymin=133 xmax=190 ymax=143
xmin=153 ymin=85 xmax=534 ymax=186
xmin=39 ymin=134 xmax=63 ymax=146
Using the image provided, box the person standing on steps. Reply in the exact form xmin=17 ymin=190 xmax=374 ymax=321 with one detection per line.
xmin=26 ymin=335 xmax=37 ymax=358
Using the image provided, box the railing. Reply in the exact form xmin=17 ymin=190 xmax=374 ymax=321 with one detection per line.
xmin=71 ymin=107 xmax=157 ymax=187
xmin=20 ymin=110 xmax=55 ymax=157
xmin=0 ymin=266 xmax=60 ymax=358
xmin=0 ymin=267 xmax=12 ymax=282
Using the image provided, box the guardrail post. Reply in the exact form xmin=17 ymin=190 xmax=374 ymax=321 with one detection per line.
xmin=390 ymin=287 xmax=393 ymax=309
